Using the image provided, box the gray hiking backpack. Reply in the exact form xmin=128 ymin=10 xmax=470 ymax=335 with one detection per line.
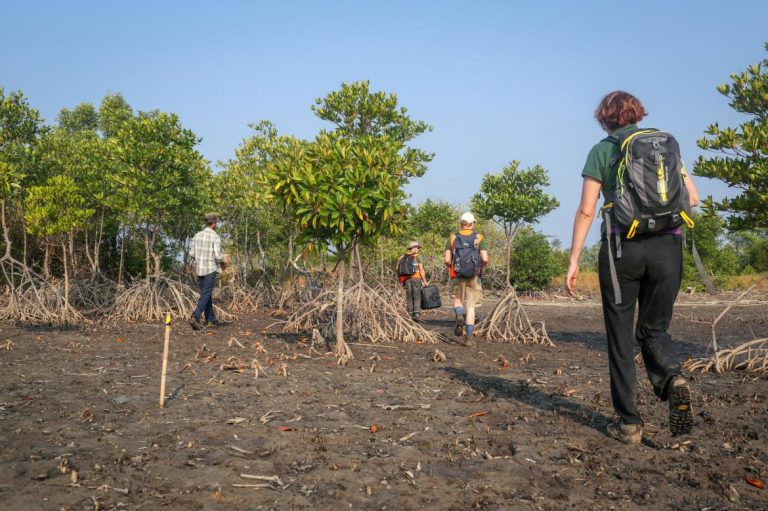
xmin=602 ymin=128 xmax=715 ymax=303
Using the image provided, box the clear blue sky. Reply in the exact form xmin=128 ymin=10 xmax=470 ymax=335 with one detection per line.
xmin=2 ymin=1 xmax=766 ymax=245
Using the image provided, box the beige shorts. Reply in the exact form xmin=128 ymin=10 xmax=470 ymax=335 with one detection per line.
xmin=449 ymin=277 xmax=482 ymax=308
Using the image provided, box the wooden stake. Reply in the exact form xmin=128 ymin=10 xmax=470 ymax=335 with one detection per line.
xmin=159 ymin=313 xmax=171 ymax=408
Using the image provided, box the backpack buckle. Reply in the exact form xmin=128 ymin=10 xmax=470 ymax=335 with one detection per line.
xmin=648 ymin=218 xmax=656 ymax=230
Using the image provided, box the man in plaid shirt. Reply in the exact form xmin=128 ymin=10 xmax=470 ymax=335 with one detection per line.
xmin=188 ymin=212 xmax=224 ymax=330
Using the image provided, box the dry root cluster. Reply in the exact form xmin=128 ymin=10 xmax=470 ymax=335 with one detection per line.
xmin=106 ymin=276 xmax=235 ymax=323
xmin=475 ymin=288 xmax=552 ymax=346
xmin=684 ymin=338 xmax=768 ymax=374
xmin=281 ymin=280 xmax=438 ymax=345
xmin=219 ymin=282 xmax=275 ymax=313
xmin=0 ymin=259 xmax=83 ymax=325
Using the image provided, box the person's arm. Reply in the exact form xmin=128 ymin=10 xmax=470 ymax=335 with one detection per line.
xmin=213 ymin=235 xmax=223 ymax=264
xmin=682 ymin=166 xmax=700 ymax=207
xmin=418 ymin=263 xmax=427 ymax=284
xmin=480 ymin=250 xmax=489 ymax=267
xmin=444 ymin=249 xmax=452 ymax=268
xmin=565 ymin=177 xmax=602 ymax=297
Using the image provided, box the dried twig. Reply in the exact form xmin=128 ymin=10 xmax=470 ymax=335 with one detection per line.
xmin=707 ymin=285 xmax=756 ymax=372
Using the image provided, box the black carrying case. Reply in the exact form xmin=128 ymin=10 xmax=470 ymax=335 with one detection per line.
xmin=420 ymin=285 xmax=442 ymax=310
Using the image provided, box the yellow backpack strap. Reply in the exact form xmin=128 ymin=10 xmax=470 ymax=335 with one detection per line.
xmin=626 ymin=219 xmax=640 ymax=239
xmin=680 ymin=210 xmax=695 ymax=229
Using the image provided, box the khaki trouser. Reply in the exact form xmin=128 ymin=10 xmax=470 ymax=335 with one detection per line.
xmin=450 ymin=276 xmax=482 ymax=324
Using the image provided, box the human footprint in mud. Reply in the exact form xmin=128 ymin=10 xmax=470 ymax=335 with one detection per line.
xmin=565 ymin=91 xmax=699 ymax=444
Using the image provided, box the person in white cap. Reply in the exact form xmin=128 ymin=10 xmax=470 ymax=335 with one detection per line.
xmin=444 ymin=212 xmax=489 ymax=345
xmin=397 ymin=241 xmax=427 ymax=321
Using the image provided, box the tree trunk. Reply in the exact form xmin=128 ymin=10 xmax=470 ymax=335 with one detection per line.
xmin=335 ymin=257 xmax=346 ymax=348
xmin=68 ymin=229 xmax=76 ymax=278
xmin=22 ymin=218 xmax=28 ymax=267
xmin=505 ymin=235 xmax=512 ymax=288
xmin=1 ymin=199 xmax=12 ymax=260
xmin=61 ymin=242 xmax=70 ymax=309
xmin=94 ymin=208 xmax=105 ymax=275
xmin=283 ymin=233 xmax=294 ymax=281
xmin=117 ymin=228 xmax=125 ymax=289
xmin=144 ymin=232 xmax=152 ymax=283
xmin=379 ymin=243 xmax=384 ymax=280
xmin=43 ymin=244 xmax=51 ymax=278
xmin=149 ymin=226 xmax=163 ymax=279
xmin=256 ymin=229 xmax=267 ymax=276
xmin=355 ymin=243 xmax=364 ymax=282
xmin=84 ymin=230 xmax=95 ymax=274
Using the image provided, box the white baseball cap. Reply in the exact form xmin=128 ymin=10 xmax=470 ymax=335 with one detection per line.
xmin=460 ymin=212 xmax=476 ymax=224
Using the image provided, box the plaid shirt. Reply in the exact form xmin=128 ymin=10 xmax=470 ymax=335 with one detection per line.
xmin=189 ymin=227 xmax=222 ymax=276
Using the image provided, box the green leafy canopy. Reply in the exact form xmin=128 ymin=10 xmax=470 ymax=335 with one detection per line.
xmin=694 ymin=42 xmax=768 ymax=231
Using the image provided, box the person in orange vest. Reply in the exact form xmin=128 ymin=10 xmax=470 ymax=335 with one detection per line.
xmin=397 ymin=241 xmax=427 ymax=321
xmin=444 ymin=212 xmax=489 ymax=345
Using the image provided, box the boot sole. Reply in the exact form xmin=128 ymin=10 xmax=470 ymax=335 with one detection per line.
xmin=454 ymin=317 xmax=465 ymax=337
xmin=669 ymin=384 xmax=693 ymax=436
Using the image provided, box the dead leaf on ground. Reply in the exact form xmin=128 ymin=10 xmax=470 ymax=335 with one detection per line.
xmin=745 ymin=477 xmax=765 ymax=489
xmin=465 ymin=411 xmax=490 ymax=419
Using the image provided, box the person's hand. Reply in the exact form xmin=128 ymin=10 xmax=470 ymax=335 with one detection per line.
xmin=565 ymin=261 xmax=579 ymax=297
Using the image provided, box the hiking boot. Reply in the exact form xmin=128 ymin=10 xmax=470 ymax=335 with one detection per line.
xmin=668 ymin=376 xmax=693 ymax=436
xmin=606 ymin=420 xmax=642 ymax=445
xmin=188 ymin=317 xmax=203 ymax=331
xmin=464 ymin=335 xmax=476 ymax=348
xmin=412 ymin=313 xmax=421 ymax=323
xmin=454 ymin=315 xmax=465 ymax=337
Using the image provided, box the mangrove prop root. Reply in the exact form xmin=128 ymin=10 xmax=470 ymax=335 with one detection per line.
xmin=279 ymin=280 xmax=438 ymax=345
xmin=105 ymin=276 xmax=235 ymax=323
xmin=684 ymin=338 xmax=768 ymax=374
xmin=0 ymin=258 xmax=84 ymax=325
xmin=475 ymin=288 xmax=553 ymax=346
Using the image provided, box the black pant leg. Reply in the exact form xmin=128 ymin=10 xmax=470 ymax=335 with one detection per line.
xmin=599 ymin=238 xmax=644 ymax=424
xmin=193 ymin=272 xmax=217 ymax=322
xmin=405 ymin=280 xmax=415 ymax=314
xmin=405 ymin=279 xmax=422 ymax=315
xmin=204 ymin=272 xmax=218 ymax=322
xmin=412 ymin=280 xmax=422 ymax=314
xmin=636 ymin=234 xmax=683 ymax=400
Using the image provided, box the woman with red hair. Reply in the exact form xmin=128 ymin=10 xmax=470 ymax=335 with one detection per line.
xmin=565 ymin=91 xmax=699 ymax=444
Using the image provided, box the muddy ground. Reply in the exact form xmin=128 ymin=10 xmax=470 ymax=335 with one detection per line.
xmin=1 ymin=295 xmax=767 ymax=511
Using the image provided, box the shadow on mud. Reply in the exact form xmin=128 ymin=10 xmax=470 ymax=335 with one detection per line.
xmin=444 ymin=366 xmax=611 ymax=434
xmin=548 ymin=329 xmax=703 ymax=359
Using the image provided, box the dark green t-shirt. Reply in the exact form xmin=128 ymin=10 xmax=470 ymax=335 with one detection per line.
xmin=580 ymin=124 xmax=638 ymax=198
